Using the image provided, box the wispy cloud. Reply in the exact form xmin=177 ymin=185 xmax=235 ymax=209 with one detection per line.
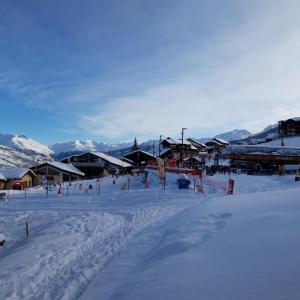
xmin=1 ymin=0 xmax=300 ymax=142
xmin=79 ymin=0 xmax=300 ymax=139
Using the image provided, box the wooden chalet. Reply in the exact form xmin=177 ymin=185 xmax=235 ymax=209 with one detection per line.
xmin=122 ymin=150 xmax=156 ymax=167
xmin=160 ymin=137 xmax=177 ymax=149
xmin=186 ymin=138 xmax=206 ymax=150
xmin=32 ymin=162 xmax=84 ymax=185
xmin=0 ymin=168 xmax=36 ymax=190
xmin=279 ymin=117 xmax=300 ymax=137
xmin=60 ymin=152 xmax=132 ymax=178
xmin=159 ymin=138 xmax=199 ymax=161
xmin=205 ymin=138 xmax=229 ymax=153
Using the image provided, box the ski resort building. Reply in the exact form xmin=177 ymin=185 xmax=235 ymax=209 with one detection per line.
xmin=60 ymin=152 xmax=132 ymax=178
xmin=159 ymin=138 xmax=200 ymax=161
xmin=186 ymin=138 xmax=206 ymax=150
xmin=205 ymin=138 xmax=229 ymax=153
xmin=0 ymin=168 xmax=36 ymax=189
xmin=278 ymin=117 xmax=300 ymax=137
xmin=122 ymin=150 xmax=156 ymax=167
xmin=32 ymin=162 xmax=84 ymax=185
xmin=222 ymin=145 xmax=300 ymax=175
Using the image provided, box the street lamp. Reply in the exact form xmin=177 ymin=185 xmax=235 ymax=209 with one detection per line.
xmin=181 ymin=128 xmax=187 ymax=165
xmin=159 ymin=135 xmax=163 ymax=156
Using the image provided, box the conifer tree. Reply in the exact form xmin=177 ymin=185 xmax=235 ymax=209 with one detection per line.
xmin=132 ymin=137 xmax=139 ymax=151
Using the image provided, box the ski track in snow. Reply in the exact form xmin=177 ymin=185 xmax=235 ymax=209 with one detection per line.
xmin=0 ymin=177 xmax=201 ymax=299
xmin=0 ymin=174 xmax=299 ymax=299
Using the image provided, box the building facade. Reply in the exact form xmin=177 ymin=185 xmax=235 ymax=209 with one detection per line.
xmin=278 ymin=117 xmax=300 ymax=137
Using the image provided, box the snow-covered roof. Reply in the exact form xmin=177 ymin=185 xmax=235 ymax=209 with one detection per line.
xmin=187 ymin=138 xmax=206 ymax=147
xmin=91 ymin=152 xmax=132 ymax=168
xmin=213 ymin=137 xmax=229 ymax=145
xmin=161 ymin=137 xmax=177 ymax=145
xmin=0 ymin=168 xmax=36 ymax=180
xmin=45 ymin=162 xmax=85 ymax=176
xmin=206 ymin=140 xmax=223 ymax=146
xmin=123 ymin=150 xmax=156 ymax=159
xmin=283 ymin=117 xmax=300 ymax=122
xmin=0 ymin=171 xmax=7 ymax=181
xmin=120 ymin=157 xmax=134 ymax=164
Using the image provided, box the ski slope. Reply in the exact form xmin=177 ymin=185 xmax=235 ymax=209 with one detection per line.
xmin=0 ymin=173 xmax=300 ymax=300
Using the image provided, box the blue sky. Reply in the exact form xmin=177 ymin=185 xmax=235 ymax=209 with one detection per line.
xmin=0 ymin=0 xmax=300 ymax=145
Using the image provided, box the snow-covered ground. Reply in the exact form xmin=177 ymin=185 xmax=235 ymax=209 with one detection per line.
xmin=1 ymin=172 xmax=300 ymax=300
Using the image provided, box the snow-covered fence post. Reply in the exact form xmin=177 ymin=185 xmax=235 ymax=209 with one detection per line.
xmin=228 ymin=179 xmax=235 ymax=194
xmin=26 ymin=221 xmax=29 ymax=237
xmin=96 ymin=178 xmax=100 ymax=194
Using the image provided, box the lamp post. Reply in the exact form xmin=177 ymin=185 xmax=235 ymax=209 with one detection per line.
xmin=159 ymin=135 xmax=163 ymax=156
xmin=152 ymin=141 xmax=155 ymax=156
xmin=181 ymin=128 xmax=187 ymax=166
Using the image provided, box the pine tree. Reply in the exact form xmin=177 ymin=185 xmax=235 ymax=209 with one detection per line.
xmin=132 ymin=137 xmax=139 ymax=151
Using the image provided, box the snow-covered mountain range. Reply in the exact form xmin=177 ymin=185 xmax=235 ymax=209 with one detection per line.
xmin=0 ymin=123 xmax=298 ymax=167
xmin=214 ymin=129 xmax=252 ymax=141
xmin=0 ymin=134 xmax=53 ymax=157
xmin=0 ymin=134 xmax=53 ymax=167
xmin=0 ymin=145 xmax=48 ymax=168
xmin=51 ymin=140 xmax=131 ymax=154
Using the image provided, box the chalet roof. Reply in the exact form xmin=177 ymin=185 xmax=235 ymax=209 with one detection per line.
xmin=281 ymin=117 xmax=300 ymax=122
xmin=0 ymin=168 xmax=36 ymax=180
xmin=161 ymin=137 xmax=177 ymax=145
xmin=45 ymin=162 xmax=85 ymax=176
xmin=123 ymin=150 xmax=156 ymax=159
xmin=119 ymin=157 xmax=134 ymax=164
xmin=176 ymin=138 xmax=193 ymax=145
xmin=186 ymin=138 xmax=206 ymax=147
xmin=213 ymin=138 xmax=229 ymax=145
xmin=91 ymin=152 xmax=132 ymax=168
xmin=0 ymin=171 xmax=7 ymax=181
xmin=205 ymin=140 xmax=223 ymax=146
xmin=60 ymin=152 xmax=132 ymax=168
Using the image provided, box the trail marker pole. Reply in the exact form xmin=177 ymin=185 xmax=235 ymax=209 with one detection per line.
xmin=26 ymin=221 xmax=29 ymax=238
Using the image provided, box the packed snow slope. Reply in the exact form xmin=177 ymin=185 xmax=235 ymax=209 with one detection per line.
xmin=1 ymin=173 xmax=300 ymax=300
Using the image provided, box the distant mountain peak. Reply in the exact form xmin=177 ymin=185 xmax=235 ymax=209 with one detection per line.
xmin=0 ymin=133 xmax=53 ymax=157
xmin=50 ymin=140 xmax=132 ymax=155
xmin=214 ymin=129 xmax=252 ymax=141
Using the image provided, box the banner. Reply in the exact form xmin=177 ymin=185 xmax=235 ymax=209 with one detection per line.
xmin=156 ymin=157 xmax=165 ymax=180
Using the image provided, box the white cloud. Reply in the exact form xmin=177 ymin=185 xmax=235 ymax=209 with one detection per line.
xmin=79 ymin=1 xmax=300 ymax=139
